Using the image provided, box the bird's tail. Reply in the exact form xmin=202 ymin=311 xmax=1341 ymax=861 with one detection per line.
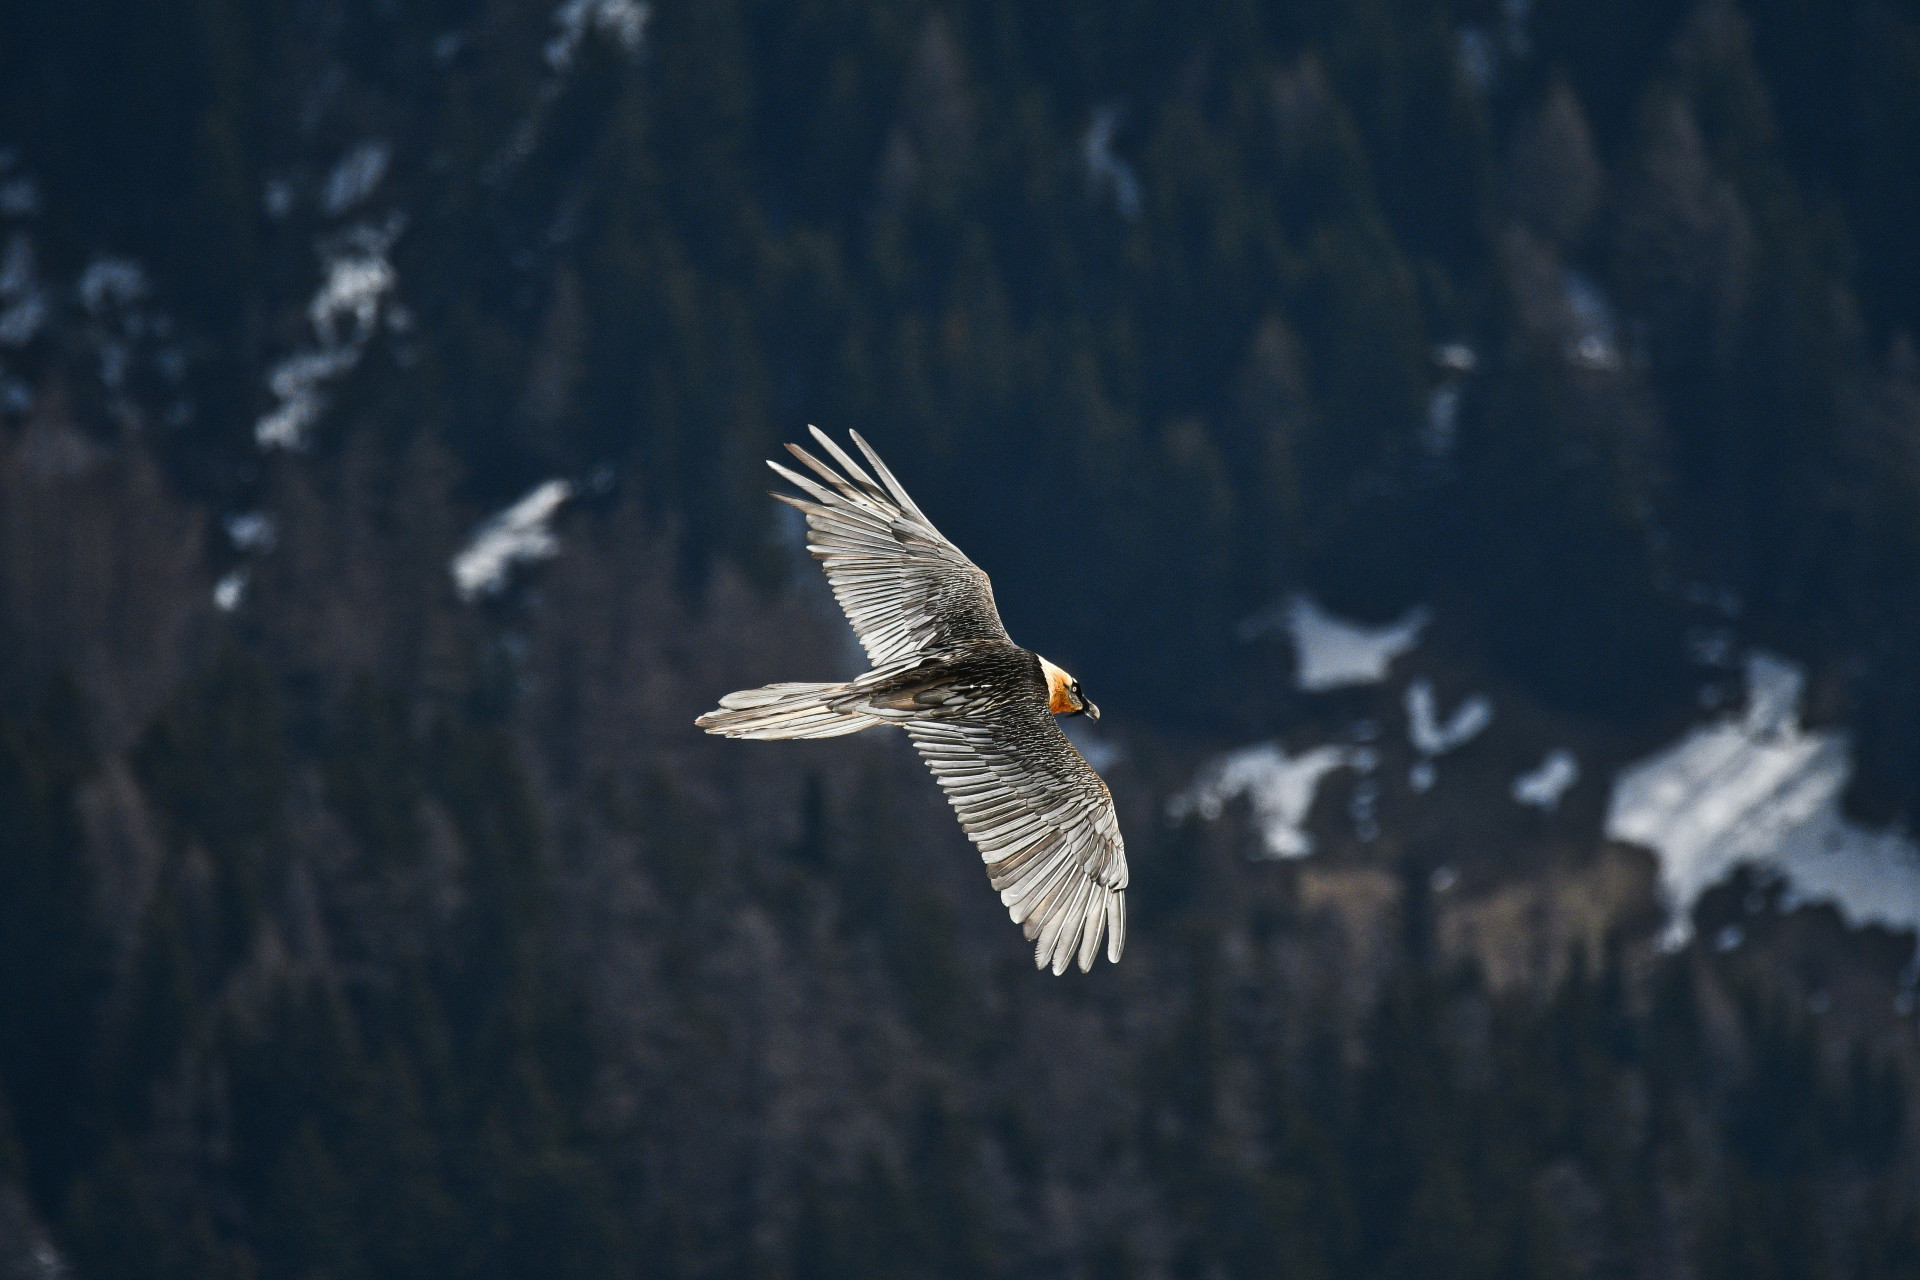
xmin=696 ymin=682 xmax=879 ymax=740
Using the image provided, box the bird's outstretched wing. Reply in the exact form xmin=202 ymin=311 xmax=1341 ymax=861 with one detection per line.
xmin=906 ymin=703 xmax=1127 ymax=974
xmin=770 ymin=428 xmax=1012 ymax=668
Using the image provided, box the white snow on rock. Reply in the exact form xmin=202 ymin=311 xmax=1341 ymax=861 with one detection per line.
xmin=1169 ymin=742 xmax=1375 ymax=858
xmin=1238 ymin=595 xmax=1429 ymax=691
xmin=1403 ymin=679 xmax=1492 ymax=793
xmin=547 ymin=0 xmax=649 ymax=71
xmin=214 ymin=569 xmax=248 ymax=613
xmin=452 ymin=480 xmax=574 ymax=602
xmin=1513 ymin=748 xmax=1579 ymax=811
xmin=255 ymin=348 xmax=361 ymax=450
xmin=309 ymin=250 xmax=395 ymax=348
xmin=256 ymin=219 xmax=402 ymax=451
xmin=487 ymin=1 xmax=648 ymax=187
xmin=320 ymin=141 xmax=391 ymax=217
xmin=1605 ymin=651 xmax=1920 ymax=947
xmin=1739 ymin=651 xmax=1801 ymax=738
xmin=1422 ymin=344 xmax=1476 ymax=458
xmin=1406 ymin=678 xmax=1493 ymax=756
xmin=222 ymin=511 xmax=278 ymax=554
xmin=77 ymin=258 xmax=147 ymax=315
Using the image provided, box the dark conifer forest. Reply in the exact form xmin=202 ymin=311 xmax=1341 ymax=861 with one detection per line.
xmin=2 ymin=1 xmax=1919 ymax=1275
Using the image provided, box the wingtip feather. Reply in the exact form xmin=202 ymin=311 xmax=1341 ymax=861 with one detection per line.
xmin=808 ymin=426 xmax=887 ymax=496
xmin=1077 ymin=889 xmax=1108 ymax=972
xmin=848 ymin=430 xmax=939 ymax=531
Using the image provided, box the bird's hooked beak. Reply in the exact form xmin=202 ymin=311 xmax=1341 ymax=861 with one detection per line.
xmin=1043 ymin=657 xmax=1099 ymax=720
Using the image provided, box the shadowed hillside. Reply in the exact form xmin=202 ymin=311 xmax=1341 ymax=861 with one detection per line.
xmin=1 ymin=1 xmax=1918 ymax=1275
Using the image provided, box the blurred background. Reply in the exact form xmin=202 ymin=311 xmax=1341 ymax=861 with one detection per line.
xmin=3 ymin=0 xmax=1920 ymax=1275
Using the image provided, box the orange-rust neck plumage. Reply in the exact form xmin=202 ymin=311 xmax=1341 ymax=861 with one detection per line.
xmin=1039 ymin=656 xmax=1075 ymax=714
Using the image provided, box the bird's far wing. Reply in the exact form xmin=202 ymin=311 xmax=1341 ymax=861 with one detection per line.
xmin=906 ymin=703 xmax=1127 ymax=974
xmin=770 ymin=428 xmax=1012 ymax=668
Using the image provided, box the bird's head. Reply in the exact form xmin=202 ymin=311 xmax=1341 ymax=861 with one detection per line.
xmin=1039 ymin=656 xmax=1099 ymax=720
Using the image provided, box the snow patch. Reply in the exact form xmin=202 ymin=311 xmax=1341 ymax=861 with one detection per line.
xmin=74 ymin=258 xmax=165 ymax=392
xmin=77 ymin=258 xmax=147 ymax=315
xmin=452 ymin=480 xmax=574 ymax=602
xmin=547 ymin=0 xmax=650 ymax=71
xmin=255 ymin=348 xmax=360 ymax=450
xmin=1605 ymin=652 xmax=1920 ymax=947
xmin=1403 ymin=678 xmax=1492 ymax=792
xmin=309 ymin=251 xmax=394 ymax=348
xmin=256 ymin=219 xmax=403 ymax=451
xmin=320 ymin=141 xmax=390 ymax=217
xmin=1423 ymin=344 xmax=1475 ymax=457
xmin=1240 ymin=595 xmax=1429 ymax=691
xmin=223 ymin=512 xmax=278 ymax=554
xmin=1169 ymin=742 xmax=1375 ymax=858
xmin=1740 ymin=651 xmax=1801 ymax=738
xmin=214 ymin=569 xmax=249 ymax=613
xmin=1513 ymin=749 xmax=1579 ymax=811
xmin=1406 ymin=679 xmax=1493 ymax=756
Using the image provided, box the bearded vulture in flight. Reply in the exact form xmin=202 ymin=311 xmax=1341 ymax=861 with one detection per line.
xmin=698 ymin=428 xmax=1127 ymax=973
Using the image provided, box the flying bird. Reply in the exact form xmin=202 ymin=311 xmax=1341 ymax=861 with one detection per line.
xmin=697 ymin=428 xmax=1127 ymax=974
